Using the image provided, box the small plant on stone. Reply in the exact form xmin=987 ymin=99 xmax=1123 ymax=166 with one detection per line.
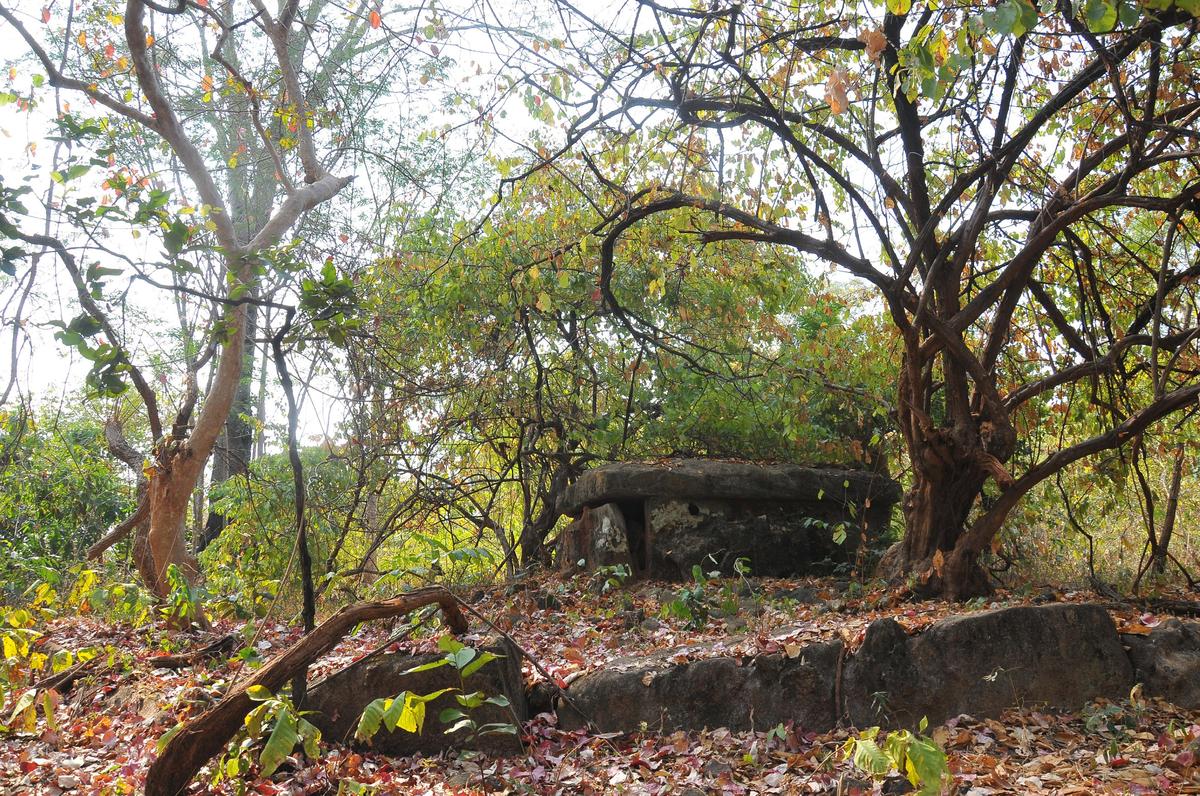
xmin=355 ymin=636 xmax=518 ymax=749
xmin=842 ymin=717 xmax=949 ymax=796
xmin=594 ymin=563 xmax=631 ymax=594
xmin=661 ymin=564 xmax=717 ymax=629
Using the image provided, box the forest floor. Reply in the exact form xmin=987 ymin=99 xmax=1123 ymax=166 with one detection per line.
xmin=1 ymin=574 xmax=1199 ymax=795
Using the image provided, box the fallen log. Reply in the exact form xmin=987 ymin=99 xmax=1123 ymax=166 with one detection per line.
xmin=147 ymin=632 xmax=239 ymax=669
xmin=145 ymin=587 xmax=467 ymax=796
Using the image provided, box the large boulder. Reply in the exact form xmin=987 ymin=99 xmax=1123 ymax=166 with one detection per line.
xmin=558 ymin=638 xmax=842 ymax=734
xmin=555 ymin=503 xmax=633 ymax=573
xmin=305 ymin=637 xmax=527 ymax=757
xmin=843 ymin=603 xmax=1134 ymax=728
xmin=1123 ymin=619 xmax=1200 ymax=709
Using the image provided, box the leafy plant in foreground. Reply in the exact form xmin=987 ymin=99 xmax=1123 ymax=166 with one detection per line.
xmin=162 ymin=684 xmax=321 ymax=793
xmin=842 ymin=718 xmax=949 ymax=795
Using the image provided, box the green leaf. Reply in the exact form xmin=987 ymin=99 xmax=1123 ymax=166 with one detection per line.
xmin=259 ymin=706 xmax=299 ymax=776
xmin=906 ymin=737 xmax=949 ymax=795
xmin=156 ymin=722 xmax=184 ymax=754
xmin=246 ymin=684 xmax=273 ymax=702
xmin=355 ymin=697 xmax=388 ymax=741
xmin=438 ymin=707 xmax=467 ymax=724
xmin=436 ymin=635 xmax=464 ymax=654
xmin=450 ymin=646 xmax=477 ymax=671
xmin=850 ymin=736 xmax=892 ymax=776
xmin=403 ymin=658 xmax=450 ymax=674
xmin=297 ymin=717 xmax=322 ymax=758
xmin=1085 ymin=0 xmax=1117 ymax=31
xmin=459 ymin=650 xmax=497 ymax=679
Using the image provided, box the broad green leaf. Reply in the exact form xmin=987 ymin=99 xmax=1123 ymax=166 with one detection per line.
xmin=1085 ymin=0 xmax=1117 ymax=31
xmin=259 ymin=707 xmax=299 ymax=776
xmin=246 ymin=684 xmax=273 ymax=702
xmin=850 ymin=737 xmax=892 ymax=776
xmin=297 ymin=717 xmax=322 ymax=758
xmin=460 ymin=650 xmax=498 ymax=679
xmin=156 ymin=722 xmax=183 ymax=753
xmin=403 ymin=658 xmax=450 ymax=674
xmin=906 ymin=737 xmax=949 ymax=795
xmin=355 ymin=697 xmax=389 ymax=741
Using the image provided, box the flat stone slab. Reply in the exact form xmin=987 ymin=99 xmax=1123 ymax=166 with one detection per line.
xmin=558 ymin=638 xmax=842 ymax=734
xmin=843 ymin=603 xmax=1134 ymax=728
xmin=557 ymin=460 xmax=900 ymax=517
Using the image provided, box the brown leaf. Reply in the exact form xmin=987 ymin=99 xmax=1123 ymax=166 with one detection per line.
xmin=858 ymin=28 xmax=887 ymax=62
xmin=825 ymin=70 xmax=849 ymax=115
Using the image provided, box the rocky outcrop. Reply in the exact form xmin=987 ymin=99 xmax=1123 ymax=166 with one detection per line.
xmin=555 ymin=460 xmax=901 ymax=578
xmin=841 ymin=603 xmax=1133 ymax=727
xmin=558 ymin=603 xmax=1137 ymax=736
xmin=305 ymin=637 xmax=526 ymax=756
xmin=1124 ymin=619 xmax=1200 ymax=709
xmin=557 ymin=638 xmax=842 ymax=733
xmin=307 ymin=604 xmax=1199 ymax=762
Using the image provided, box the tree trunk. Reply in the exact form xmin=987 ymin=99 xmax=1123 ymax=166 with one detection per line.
xmin=1152 ymin=443 xmax=1185 ymax=574
xmin=880 ymin=462 xmax=992 ymax=598
xmin=146 ymin=299 xmax=250 ymax=595
xmin=199 ymin=302 xmax=258 ymax=553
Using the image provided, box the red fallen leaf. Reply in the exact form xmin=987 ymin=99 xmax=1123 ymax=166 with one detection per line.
xmin=1109 ymin=756 xmax=1130 ymax=767
xmin=369 ymin=10 xmax=382 ymax=29
xmin=562 ymin=647 xmax=585 ymax=664
xmin=1174 ymin=747 xmax=1195 ymax=767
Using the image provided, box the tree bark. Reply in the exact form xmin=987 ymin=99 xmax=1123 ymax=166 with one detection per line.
xmin=145 ymin=587 xmax=468 ymax=796
xmin=1152 ymin=443 xmax=1185 ymax=574
xmin=199 ymin=302 xmax=258 ymax=553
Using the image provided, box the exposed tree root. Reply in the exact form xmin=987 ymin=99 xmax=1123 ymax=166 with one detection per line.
xmin=145 ymin=587 xmax=467 ymax=796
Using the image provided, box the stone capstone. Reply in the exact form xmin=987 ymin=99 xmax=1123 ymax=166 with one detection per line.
xmin=558 ymin=460 xmax=900 ymax=516
xmin=305 ymin=637 xmax=527 ymax=757
xmin=1123 ymin=619 xmax=1200 ymax=709
xmin=842 ymin=603 xmax=1134 ymax=728
xmin=557 ymin=638 xmax=842 ymax=734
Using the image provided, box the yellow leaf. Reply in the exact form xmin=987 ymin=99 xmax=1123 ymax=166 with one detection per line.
xmin=77 ymin=31 xmax=87 ymax=47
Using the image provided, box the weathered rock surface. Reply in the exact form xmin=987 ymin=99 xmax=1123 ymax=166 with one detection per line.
xmin=558 ymin=460 xmax=900 ymax=516
xmin=1124 ymin=619 xmax=1200 ymax=709
xmin=305 ymin=638 xmax=527 ymax=756
xmin=557 ymin=638 xmax=842 ymax=733
xmin=556 ymin=460 xmax=901 ymax=577
xmin=555 ymin=503 xmax=632 ymax=573
xmin=843 ymin=603 xmax=1134 ymax=728
xmin=645 ymin=496 xmax=863 ymax=578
